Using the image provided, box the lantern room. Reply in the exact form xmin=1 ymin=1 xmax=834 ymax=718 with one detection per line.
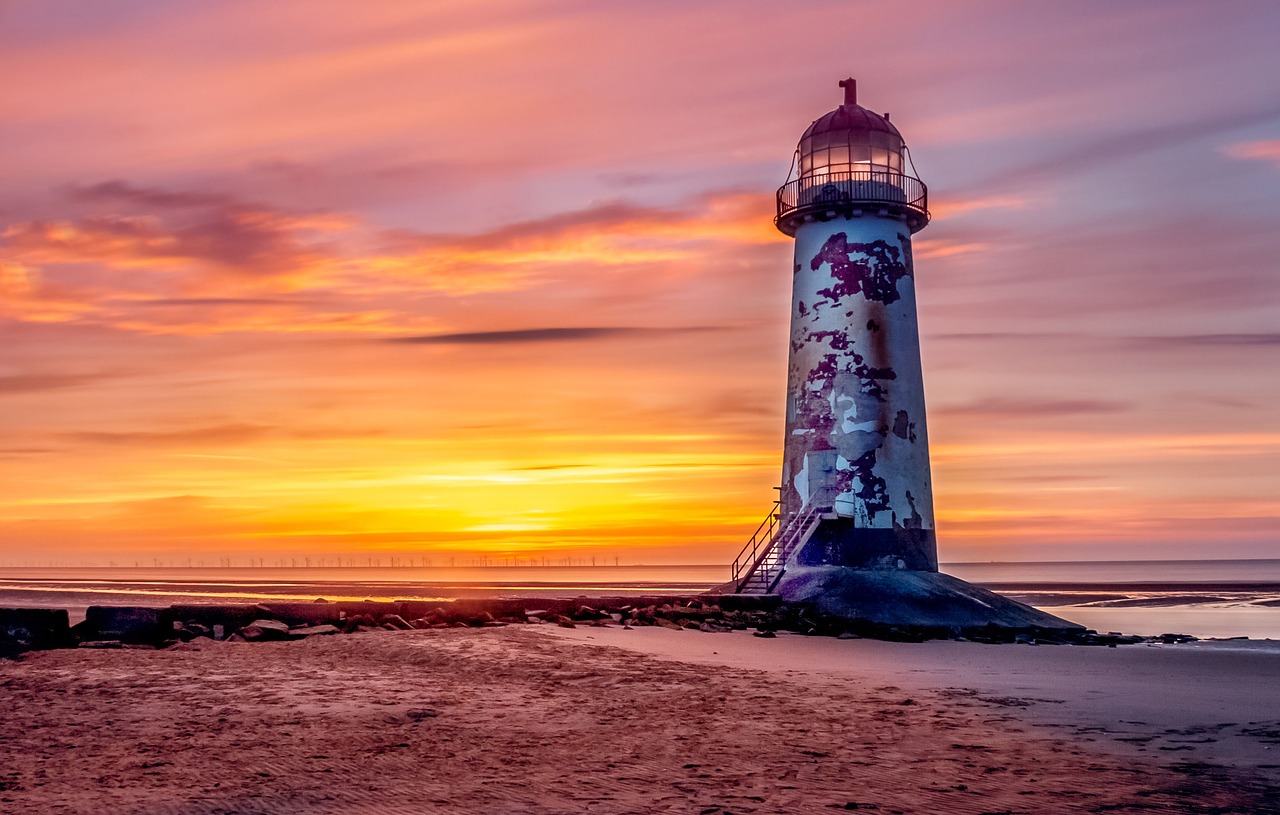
xmin=798 ymin=79 xmax=905 ymax=178
xmin=775 ymin=78 xmax=929 ymax=236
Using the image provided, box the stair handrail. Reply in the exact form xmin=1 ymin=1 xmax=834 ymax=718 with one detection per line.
xmin=734 ymin=502 xmax=828 ymax=591
xmin=730 ymin=501 xmax=780 ymax=583
xmin=763 ymin=507 xmax=830 ymax=593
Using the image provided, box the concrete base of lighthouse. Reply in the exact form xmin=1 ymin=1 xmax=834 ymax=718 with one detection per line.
xmin=766 ymin=566 xmax=1083 ymax=632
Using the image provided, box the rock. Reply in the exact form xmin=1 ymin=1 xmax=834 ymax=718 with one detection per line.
xmin=698 ymin=622 xmax=731 ymax=633
xmin=170 ymin=621 xmax=199 ymax=642
xmin=176 ymin=621 xmax=212 ymax=640
xmin=753 ymin=630 xmax=777 ymax=638
xmin=655 ymin=618 xmax=683 ymax=630
xmin=446 ymin=598 xmax=530 ymax=621
xmin=83 ymin=606 xmax=163 ymax=644
xmin=379 ymin=615 xmax=414 ymax=630
xmin=1 ymin=608 xmax=72 ymax=653
xmin=343 ymin=614 xmax=376 ymax=633
xmin=78 ymin=640 xmax=123 ymax=649
xmin=238 ymin=619 xmax=295 ymax=642
xmin=557 ymin=619 xmax=577 ymax=629
xmin=290 ymin=624 xmax=341 ymax=637
xmin=837 ymin=632 xmax=860 ymax=640
xmin=334 ymin=601 xmax=403 ymax=621
xmin=254 ymin=603 xmax=342 ymax=627
xmin=166 ymin=604 xmax=260 ymax=630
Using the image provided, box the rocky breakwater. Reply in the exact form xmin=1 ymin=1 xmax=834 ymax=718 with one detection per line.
xmin=0 ymin=594 xmax=1198 ymax=657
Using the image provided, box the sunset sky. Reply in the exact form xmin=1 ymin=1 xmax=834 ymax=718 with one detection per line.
xmin=3 ymin=1 xmax=1279 ymax=566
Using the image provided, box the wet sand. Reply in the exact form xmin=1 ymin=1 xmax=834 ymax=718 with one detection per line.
xmin=2 ymin=627 xmax=1278 ymax=814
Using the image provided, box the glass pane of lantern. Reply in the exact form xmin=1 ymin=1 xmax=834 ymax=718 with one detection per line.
xmin=870 ymin=131 xmax=900 ymax=150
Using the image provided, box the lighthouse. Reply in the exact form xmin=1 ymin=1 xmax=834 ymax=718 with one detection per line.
xmin=776 ymin=77 xmax=936 ymax=572
xmin=728 ymin=79 xmax=1079 ymax=633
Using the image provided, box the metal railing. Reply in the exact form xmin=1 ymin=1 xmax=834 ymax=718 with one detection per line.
xmin=775 ymin=170 xmax=928 ymax=228
xmin=733 ymin=503 xmax=832 ymax=594
xmin=731 ymin=502 xmax=780 ymax=583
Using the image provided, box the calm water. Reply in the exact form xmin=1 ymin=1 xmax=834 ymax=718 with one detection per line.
xmin=2 ymin=560 xmax=1278 ymax=639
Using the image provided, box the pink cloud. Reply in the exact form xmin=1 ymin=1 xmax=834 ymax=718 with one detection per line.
xmin=1223 ymin=139 xmax=1280 ymax=166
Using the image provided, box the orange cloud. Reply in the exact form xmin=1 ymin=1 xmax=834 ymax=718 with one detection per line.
xmin=1 ymin=186 xmax=782 ymax=336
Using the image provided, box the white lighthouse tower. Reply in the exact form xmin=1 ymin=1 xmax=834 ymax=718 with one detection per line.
xmin=775 ymin=77 xmax=936 ymax=572
xmin=729 ymin=79 xmax=1078 ymax=633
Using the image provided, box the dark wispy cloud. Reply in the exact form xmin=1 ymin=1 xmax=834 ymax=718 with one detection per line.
xmin=1129 ymin=333 xmax=1280 ymax=348
xmin=64 ymin=423 xmax=276 ymax=447
xmin=0 ymin=373 xmax=107 ymax=395
xmin=978 ymin=103 xmax=1280 ymax=192
xmin=131 ymin=298 xmax=302 ymax=307
xmin=934 ymin=398 xmax=1127 ymax=419
xmin=3 ymin=181 xmax=341 ymax=281
xmin=386 ymin=326 xmax=721 ymax=345
xmin=70 ymin=180 xmax=233 ymax=210
xmin=61 ymin=422 xmax=386 ymax=447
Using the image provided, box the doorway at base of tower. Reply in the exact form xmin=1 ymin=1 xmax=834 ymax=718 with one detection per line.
xmin=794 ymin=520 xmax=938 ymax=572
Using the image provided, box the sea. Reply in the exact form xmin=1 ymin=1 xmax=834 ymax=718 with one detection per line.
xmin=2 ymin=559 xmax=1279 ymax=640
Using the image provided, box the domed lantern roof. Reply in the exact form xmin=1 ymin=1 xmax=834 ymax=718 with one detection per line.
xmin=776 ymin=78 xmax=929 ymax=236
xmin=800 ymin=79 xmax=903 ymax=143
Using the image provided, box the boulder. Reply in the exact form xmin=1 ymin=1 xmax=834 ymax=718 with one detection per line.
xmin=238 ymin=619 xmax=296 ymax=642
xmin=170 ymin=621 xmax=199 ymax=642
xmin=378 ymin=614 xmax=414 ymax=630
xmin=84 ymin=606 xmax=164 ymax=644
xmin=291 ymin=624 xmax=341 ymax=637
xmin=253 ymin=603 xmax=342 ymax=627
xmin=183 ymin=622 xmax=212 ymax=639
xmin=334 ymin=601 xmax=403 ymax=620
xmin=166 ymin=604 xmax=260 ymax=630
xmin=0 ymin=608 xmax=72 ymax=654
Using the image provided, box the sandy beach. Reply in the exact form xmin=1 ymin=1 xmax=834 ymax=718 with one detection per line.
xmin=2 ymin=627 xmax=1278 ymax=814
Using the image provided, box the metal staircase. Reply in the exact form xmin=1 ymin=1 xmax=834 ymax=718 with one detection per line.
xmin=731 ymin=502 xmax=832 ymax=594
